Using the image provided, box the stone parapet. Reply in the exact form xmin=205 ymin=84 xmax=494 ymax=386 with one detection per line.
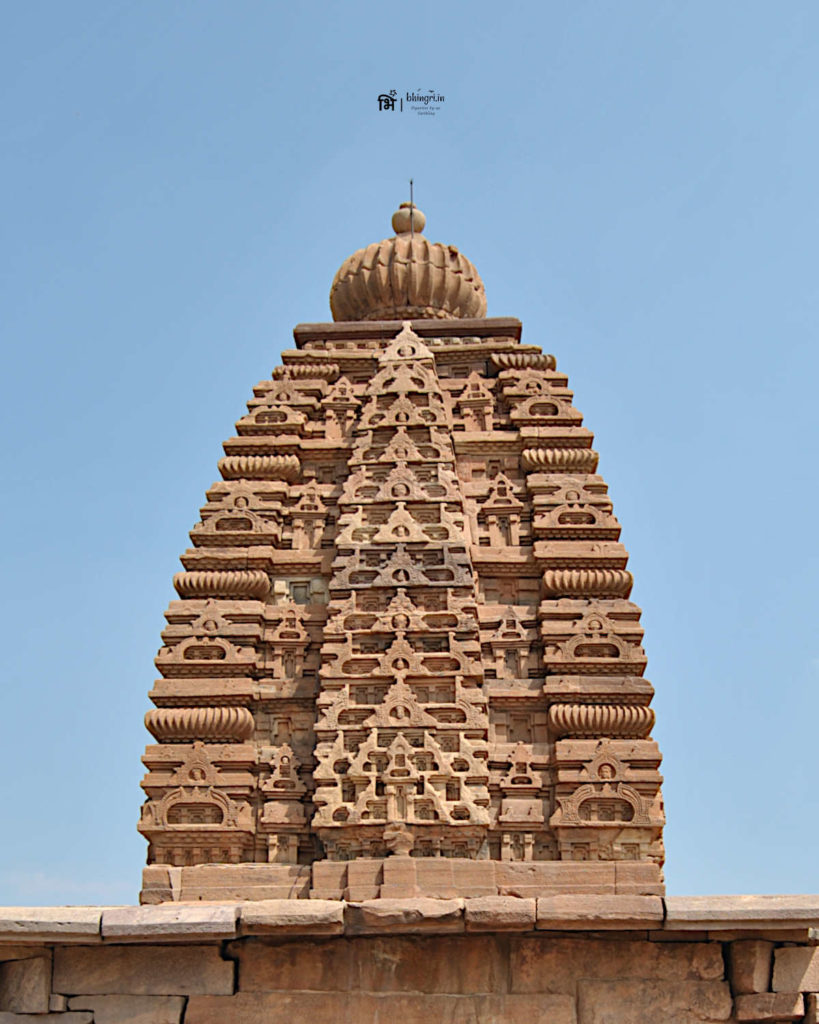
xmin=2 ymin=895 xmax=819 ymax=1022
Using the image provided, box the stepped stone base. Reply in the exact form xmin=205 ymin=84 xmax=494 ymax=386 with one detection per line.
xmin=1 ymin=896 xmax=818 ymax=1023
xmin=140 ymin=859 xmax=664 ymax=904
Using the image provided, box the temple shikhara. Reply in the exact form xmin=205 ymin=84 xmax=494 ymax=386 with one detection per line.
xmin=139 ymin=202 xmax=665 ymax=903
xmin=3 ymin=204 xmax=815 ymax=1024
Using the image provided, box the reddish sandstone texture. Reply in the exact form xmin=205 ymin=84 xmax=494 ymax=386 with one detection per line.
xmin=138 ymin=207 xmax=664 ymax=901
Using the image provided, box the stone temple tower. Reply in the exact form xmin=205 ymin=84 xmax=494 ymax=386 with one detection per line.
xmin=139 ymin=203 xmax=665 ymax=903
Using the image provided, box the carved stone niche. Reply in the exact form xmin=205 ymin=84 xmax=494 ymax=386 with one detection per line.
xmin=139 ymin=744 xmax=254 ymax=867
xmin=455 ymin=372 xmax=495 ymax=431
xmin=287 ymin=484 xmax=328 ymax=551
xmin=476 ymin=473 xmax=524 ymax=546
xmin=550 ymin=742 xmax=664 ymax=865
xmin=259 ymin=744 xmax=308 ymax=864
xmin=265 ymin=604 xmax=309 ymax=680
xmin=487 ymin=607 xmax=536 ymax=681
xmin=541 ymin=609 xmax=647 ymax=676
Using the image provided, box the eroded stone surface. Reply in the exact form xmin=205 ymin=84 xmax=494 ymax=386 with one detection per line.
xmin=186 ymin=992 xmax=576 ymax=1024
xmin=734 ymin=991 xmax=804 ymax=1021
xmin=511 ymin=937 xmax=724 ymax=994
xmin=53 ymin=945 xmax=234 ymax=996
xmin=68 ymin=995 xmax=186 ymax=1024
xmin=0 ymin=955 xmax=50 ymax=1012
xmin=773 ymin=946 xmax=819 ymax=992
xmin=578 ymin=978 xmax=732 ymax=1023
xmin=728 ymin=940 xmax=773 ymax=994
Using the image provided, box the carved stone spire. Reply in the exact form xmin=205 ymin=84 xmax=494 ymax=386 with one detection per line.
xmin=139 ymin=212 xmax=664 ymax=904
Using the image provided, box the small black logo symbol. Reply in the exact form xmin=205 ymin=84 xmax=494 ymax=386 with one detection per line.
xmin=377 ymin=89 xmax=402 ymax=112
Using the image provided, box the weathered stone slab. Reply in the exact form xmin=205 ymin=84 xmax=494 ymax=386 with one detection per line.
xmin=0 ymin=955 xmax=50 ymax=1012
xmin=68 ymin=995 xmax=186 ymax=1023
xmin=239 ymin=899 xmax=343 ymax=936
xmin=805 ymin=992 xmax=819 ymax=1024
xmin=186 ymin=991 xmax=575 ymax=1024
xmin=102 ymin=904 xmax=239 ymax=942
xmin=535 ymin=894 xmax=663 ymax=930
xmin=0 ymin=907 xmax=102 ymax=942
xmin=734 ymin=991 xmax=804 ymax=1021
xmin=465 ymin=896 xmax=535 ymax=931
xmin=578 ymin=978 xmax=732 ymax=1022
xmin=728 ymin=940 xmax=773 ymax=994
xmin=0 ymin=946 xmax=50 ymax=963
xmin=166 ymin=864 xmax=310 ymax=903
xmin=356 ymin=935 xmax=507 ymax=994
xmin=496 ymin=861 xmax=616 ymax=897
xmin=773 ymin=946 xmax=819 ymax=991
xmin=53 ymin=945 xmax=234 ymax=995
xmin=237 ymin=938 xmax=356 ymax=992
xmin=511 ymin=937 xmax=724 ymax=994
xmin=238 ymin=934 xmax=506 ymax=994
xmin=345 ymin=898 xmax=464 ymax=934
xmin=0 ymin=1015 xmax=92 ymax=1023
xmin=666 ymin=895 xmax=819 ymax=931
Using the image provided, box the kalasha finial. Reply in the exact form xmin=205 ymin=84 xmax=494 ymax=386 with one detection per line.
xmin=391 ymin=201 xmax=426 ymax=235
xmin=329 ymin=200 xmax=486 ymax=321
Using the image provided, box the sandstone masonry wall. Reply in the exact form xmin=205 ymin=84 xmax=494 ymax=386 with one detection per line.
xmin=2 ymin=896 xmax=818 ymax=1022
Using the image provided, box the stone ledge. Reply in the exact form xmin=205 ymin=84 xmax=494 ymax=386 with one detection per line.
xmin=666 ymin=895 xmax=819 ymax=933
xmin=0 ymin=907 xmax=106 ymax=944
xmin=101 ymin=904 xmax=240 ymax=942
xmin=536 ymin=894 xmax=664 ymax=930
xmin=0 ymin=895 xmax=817 ymax=945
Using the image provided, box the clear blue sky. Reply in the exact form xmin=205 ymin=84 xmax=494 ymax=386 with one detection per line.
xmin=1 ymin=1 xmax=817 ymax=905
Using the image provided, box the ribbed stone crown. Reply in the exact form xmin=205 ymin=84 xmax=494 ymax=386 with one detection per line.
xmin=329 ymin=204 xmax=487 ymax=322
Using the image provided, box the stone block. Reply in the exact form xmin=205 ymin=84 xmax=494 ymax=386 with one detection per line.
xmin=238 ymin=938 xmax=356 ymax=992
xmin=310 ymin=860 xmax=348 ymax=900
xmin=773 ymin=946 xmax=819 ymax=992
xmin=345 ymin=898 xmax=464 ymax=935
xmin=465 ymin=896 xmax=536 ymax=931
xmin=414 ymin=859 xmax=457 ymax=898
xmin=102 ymin=904 xmax=239 ymax=942
xmin=0 ymin=907 xmax=102 ymax=942
xmin=449 ymin=860 xmax=497 ymax=897
xmin=496 ymin=861 xmax=616 ymax=897
xmin=734 ymin=991 xmax=804 ymax=1021
xmin=140 ymin=866 xmax=176 ymax=904
xmin=345 ymin=859 xmax=383 ymax=901
xmin=0 ymin=946 xmax=51 ymax=963
xmin=239 ymin=899 xmax=344 ymax=936
xmin=614 ymin=861 xmax=665 ymax=896
xmin=186 ymin=991 xmax=576 ymax=1024
xmin=805 ymin=992 xmax=819 ymax=1024
xmin=0 ymin=955 xmax=50 ymax=1012
xmin=666 ymin=895 xmax=819 ymax=932
xmin=511 ymin=937 xmax=724 ymax=994
xmin=175 ymin=863 xmax=310 ymax=901
xmin=380 ymin=856 xmax=420 ymax=899
xmin=728 ymin=940 xmax=774 ymax=994
xmin=535 ymin=894 xmax=663 ymax=930
xmin=578 ymin=978 xmax=732 ymax=1022
xmin=0 ymin=1015 xmax=92 ymax=1023
xmin=53 ymin=945 xmax=234 ymax=995
xmin=68 ymin=995 xmax=186 ymax=1023
xmin=356 ymin=935 xmax=506 ymax=994
xmin=50 ymin=994 xmax=68 ymax=1011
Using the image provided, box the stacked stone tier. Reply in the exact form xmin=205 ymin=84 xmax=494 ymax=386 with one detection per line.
xmin=139 ymin=317 xmax=664 ymax=889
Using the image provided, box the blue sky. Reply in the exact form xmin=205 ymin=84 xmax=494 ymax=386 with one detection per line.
xmin=1 ymin=1 xmax=817 ymax=904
